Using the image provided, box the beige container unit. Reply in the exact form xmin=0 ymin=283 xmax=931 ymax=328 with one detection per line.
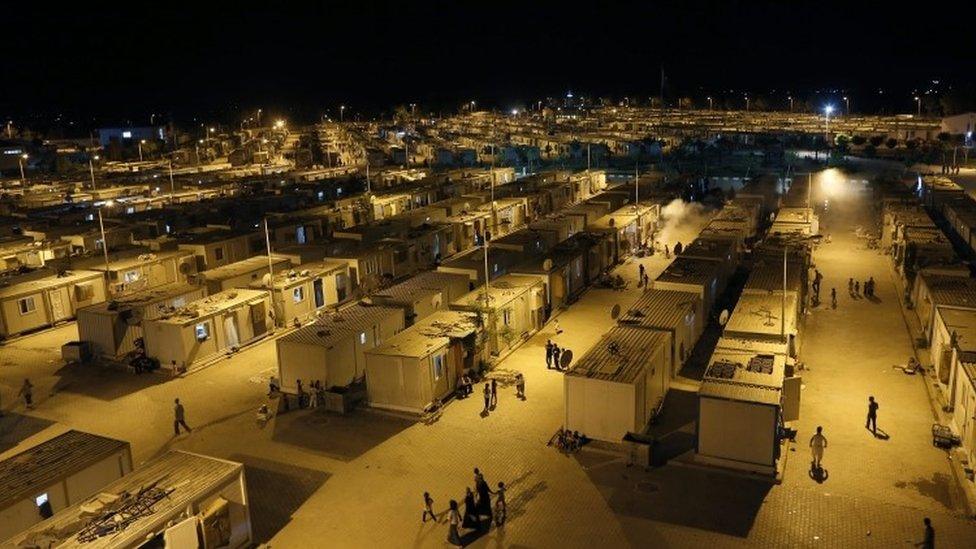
xmin=193 ymin=255 xmax=291 ymax=295
xmin=652 ymin=257 xmax=725 ymax=314
xmin=451 ymin=274 xmax=546 ymax=356
xmin=564 ymin=327 xmax=672 ymax=442
xmin=0 ymin=430 xmax=133 ymax=543
xmin=723 ymin=292 xmax=799 ymax=353
xmin=365 ymin=311 xmax=481 ymax=413
xmin=618 ymin=289 xmax=703 ymax=377
xmin=95 ymin=250 xmax=198 ymax=298
xmin=0 ymin=270 xmax=106 ymax=337
xmin=276 ymin=304 xmax=405 ymax=392
xmin=76 ymin=284 xmax=206 ymax=359
xmin=4 ymin=451 xmax=252 ymax=549
xmin=142 ymin=289 xmax=272 ymax=371
xmin=261 ymin=260 xmax=351 ymax=327
xmin=369 ymin=271 xmax=469 ymax=326
xmin=696 ymin=349 xmax=787 ymax=476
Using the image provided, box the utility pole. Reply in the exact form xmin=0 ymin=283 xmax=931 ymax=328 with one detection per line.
xmin=587 ymin=143 xmax=591 ymax=170
xmin=365 ymin=161 xmax=371 ymax=194
xmin=97 ymin=204 xmax=112 ymax=275
xmin=635 ymin=161 xmax=642 ymax=249
xmin=782 ymin=244 xmax=787 ymax=343
xmin=264 ymin=218 xmax=278 ymax=326
xmin=168 ymin=160 xmax=176 ymax=202
xmin=89 ymin=156 xmax=99 ymax=190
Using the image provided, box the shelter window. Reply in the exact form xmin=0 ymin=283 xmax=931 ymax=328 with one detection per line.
xmin=293 ymin=287 xmax=305 ymax=303
xmin=18 ymin=296 xmax=36 ymax=315
xmin=360 ymin=331 xmax=367 ymax=345
xmin=214 ymin=247 xmax=224 ymax=261
xmin=433 ymin=354 xmax=444 ymax=380
xmin=195 ymin=322 xmax=210 ymax=341
xmin=123 ymin=270 xmax=140 ymax=283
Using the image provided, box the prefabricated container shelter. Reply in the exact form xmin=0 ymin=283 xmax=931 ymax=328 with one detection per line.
xmin=276 ymin=304 xmax=405 ymax=392
xmin=142 ymin=288 xmax=273 ymax=371
xmin=564 ymin=327 xmax=672 ymax=442
xmin=910 ymin=273 xmax=976 ymax=341
xmin=723 ymin=292 xmax=799 ymax=355
xmin=0 ymin=270 xmax=106 ymax=337
xmin=191 ymin=255 xmax=291 ymax=295
xmin=4 ymin=451 xmax=252 ymax=549
xmin=365 ymin=310 xmax=481 ymax=413
xmin=617 ymin=289 xmax=704 ymax=377
xmin=697 ymin=349 xmax=787 ymax=476
xmin=652 ymin=257 xmax=726 ymax=313
xmin=93 ymin=250 xmax=198 ymax=298
xmin=258 ymin=260 xmax=352 ymax=327
xmin=77 ymin=283 xmax=206 ymax=359
xmin=369 ymin=271 xmax=469 ymax=325
xmin=679 ymin=237 xmax=740 ymax=282
xmin=0 ymin=430 xmax=133 ymax=543
xmin=451 ymin=274 xmax=546 ymax=356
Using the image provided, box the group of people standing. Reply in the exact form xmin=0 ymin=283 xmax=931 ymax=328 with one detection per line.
xmin=847 ymin=276 xmax=876 ymax=299
xmin=293 ymin=378 xmax=325 ymax=409
xmin=426 ymin=467 xmax=506 ymax=546
xmin=545 ymin=339 xmax=567 ymax=370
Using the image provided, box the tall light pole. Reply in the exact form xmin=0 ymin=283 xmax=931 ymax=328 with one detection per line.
xmin=18 ymin=153 xmax=27 ymax=183
xmin=824 ymin=105 xmax=834 ymax=144
xmin=788 ymin=95 xmax=794 ymax=112
xmin=263 ymin=217 xmax=278 ymax=325
xmin=138 ymin=139 xmax=146 ymax=161
xmin=745 ymin=95 xmax=750 ymax=111
xmin=89 ymin=155 xmax=100 ymax=190
xmin=707 ymin=96 xmax=713 ymax=110
xmin=634 ymin=161 xmax=642 ymax=249
xmin=914 ymin=96 xmax=922 ymax=117
xmin=843 ymin=96 xmax=850 ymax=115
xmin=340 ymin=105 xmax=345 ymax=123
xmin=97 ymin=201 xmax=113 ymax=274
xmin=168 ymin=159 xmax=176 ymax=202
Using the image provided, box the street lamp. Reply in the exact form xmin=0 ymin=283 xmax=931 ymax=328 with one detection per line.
xmin=843 ymin=96 xmax=850 ymax=115
xmin=18 ymin=153 xmax=28 ymax=183
xmin=138 ymin=139 xmax=146 ymax=162
xmin=824 ymin=105 xmax=834 ymax=143
xmin=744 ymin=95 xmax=750 ymax=111
xmin=89 ymin=155 xmax=100 ymax=190
xmin=97 ymin=200 xmax=114 ymax=274
xmin=340 ymin=105 xmax=345 ymax=123
xmin=788 ymin=95 xmax=794 ymax=112
xmin=914 ymin=96 xmax=922 ymax=117
xmin=707 ymin=96 xmax=713 ymax=110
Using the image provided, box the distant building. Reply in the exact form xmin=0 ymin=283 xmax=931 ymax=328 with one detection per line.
xmin=97 ymin=126 xmax=165 ymax=147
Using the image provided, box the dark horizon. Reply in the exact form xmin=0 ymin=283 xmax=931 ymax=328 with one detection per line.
xmin=5 ymin=1 xmax=976 ymax=127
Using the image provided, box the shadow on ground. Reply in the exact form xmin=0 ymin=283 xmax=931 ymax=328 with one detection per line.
xmin=272 ymin=408 xmax=413 ymax=461
xmin=229 ymin=453 xmax=330 ymax=544
xmin=585 ymin=460 xmax=772 ymax=538
xmin=49 ymin=363 xmax=164 ymax=401
xmin=894 ymin=472 xmax=959 ymax=511
xmin=0 ymin=413 xmax=55 ymax=453
xmin=645 ymin=389 xmax=698 ymax=465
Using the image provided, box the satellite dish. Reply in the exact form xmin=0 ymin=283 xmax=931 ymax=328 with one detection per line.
xmin=610 ymin=304 xmax=621 ymax=320
xmin=179 ymin=261 xmax=193 ymax=275
xmin=543 ymin=259 xmax=553 ymax=271
xmin=559 ymin=349 xmax=573 ymax=370
xmin=719 ymin=309 xmax=730 ymax=326
xmin=261 ymin=273 xmax=273 ymax=287
xmin=608 ymin=218 xmax=616 ymax=227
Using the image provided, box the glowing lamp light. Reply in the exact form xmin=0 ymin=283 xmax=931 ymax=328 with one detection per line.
xmin=824 ymin=105 xmax=834 ymax=115
xmin=511 ymin=109 xmax=519 ymax=115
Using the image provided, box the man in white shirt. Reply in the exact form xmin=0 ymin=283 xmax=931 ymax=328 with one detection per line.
xmin=810 ymin=425 xmax=827 ymax=470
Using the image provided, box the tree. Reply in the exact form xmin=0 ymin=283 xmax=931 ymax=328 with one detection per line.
xmin=937 ymin=132 xmax=951 ymax=143
xmin=851 ymin=135 xmax=867 ymax=146
xmin=869 ymin=135 xmax=885 ymax=147
xmin=864 ymin=144 xmax=877 ymax=157
xmin=905 ymin=139 xmax=919 ymax=151
xmin=885 ymin=138 xmax=898 ymax=149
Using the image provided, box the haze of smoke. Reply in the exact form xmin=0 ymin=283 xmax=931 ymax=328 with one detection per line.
xmin=657 ymin=198 xmax=713 ymax=247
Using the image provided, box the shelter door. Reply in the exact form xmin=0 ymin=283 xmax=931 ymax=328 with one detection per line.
xmin=313 ymin=279 xmax=325 ymax=308
xmin=48 ymin=289 xmax=69 ymax=321
xmin=224 ymin=315 xmax=240 ymax=348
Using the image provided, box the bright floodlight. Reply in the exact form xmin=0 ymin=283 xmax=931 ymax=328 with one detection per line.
xmin=511 ymin=109 xmax=519 ymax=115
xmin=824 ymin=105 xmax=834 ymax=114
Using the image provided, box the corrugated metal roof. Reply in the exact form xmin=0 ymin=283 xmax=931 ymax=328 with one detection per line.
xmin=0 ymin=430 xmax=129 ymax=509
xmin=655 ymin=257 xmax=723 ymax=287
xmin=680 ymin=237 xmax=735 ymax=262
xmin=921 ymin=274 xmax=976 ymax=309
xmin=279 ymin=304 xmax=403 ymax=347
xmin=565 ymin=326 xmax=669 ymax=384
xmin=725 ymin=292 xmax=798 ymax=338
xmin=0 ymin=269 xmax=104 ymax=299
xmin=699 ymin=378 xmax=781 ymax=405
xmin=368 ymin=310 xmax=478 ymax=357
xmin=197 ymin=255 xmax=290 ymax=281
xmin=618 ymin=289 xmax=700 ymax=331
xmin=744 ymin=258 xmax=804 ymax=293
xmin=80 ymin=283 xmax=203 ymax=316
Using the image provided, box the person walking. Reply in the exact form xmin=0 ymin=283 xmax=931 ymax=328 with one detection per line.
xmin=552 ymin=345 xmax=562 ymax=370
xmin=493 ymin=482 xmax=507 ymax=527
xmin=421 ymin=492 xmax=436 ymax=523
xmin=447 ymin=500 xmax=462 ymax=546
xmin=474 ymin=468 xmax=492 ymax=527
xmin=854 ymin=280 xmax=860 ymax=297
xmin=515 ymin=373 xmax=525 ymax=399
xmin=848 ymin=278 xmax=854 ymax=296
xmin=490 ymin=379 xmax=498 ymax=408
xmin=309 ymin=381 xmax=319 ymax=409
xmin=809 ymin=426 xmax=828 ymax=469
xmin=296 ymin=379 xmax=305 ymax=409
xmin=18 ymin=378 xmax=34 ymax=409
xmin=866 ymin=396 xmax=879 ymax=436
xmin=545 ymin=339 xmax=554 ymax=369
xmin=638 ymin=263 xmax=645 ymax=287
xmin=173 ymin=398 xmax=191 ymax=435
xmin=831 ymin=287 xmax=837 ymax=308
xmin=868 ymin=276 xmax=875 ymax=297
xmin=462 ymin=488 xmax=478 ymax=529
xmin=664 ymin=243 xmax=670 ymax=258
xmin=915 ymin=517 xmax=935 ymax=548
xmin=482 ymin=383 xmax=491 ymax=413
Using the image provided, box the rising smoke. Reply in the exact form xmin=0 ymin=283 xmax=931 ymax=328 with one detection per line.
xmin=657 ymin=198 xmax=713 ymax=247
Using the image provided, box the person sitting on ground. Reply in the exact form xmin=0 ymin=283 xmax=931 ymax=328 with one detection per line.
xmin=547 ymin=428 xmax=565 ymax=447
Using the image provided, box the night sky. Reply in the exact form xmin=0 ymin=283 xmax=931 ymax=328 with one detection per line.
xmin=4 ymin=1 xmax=974 ymax=124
